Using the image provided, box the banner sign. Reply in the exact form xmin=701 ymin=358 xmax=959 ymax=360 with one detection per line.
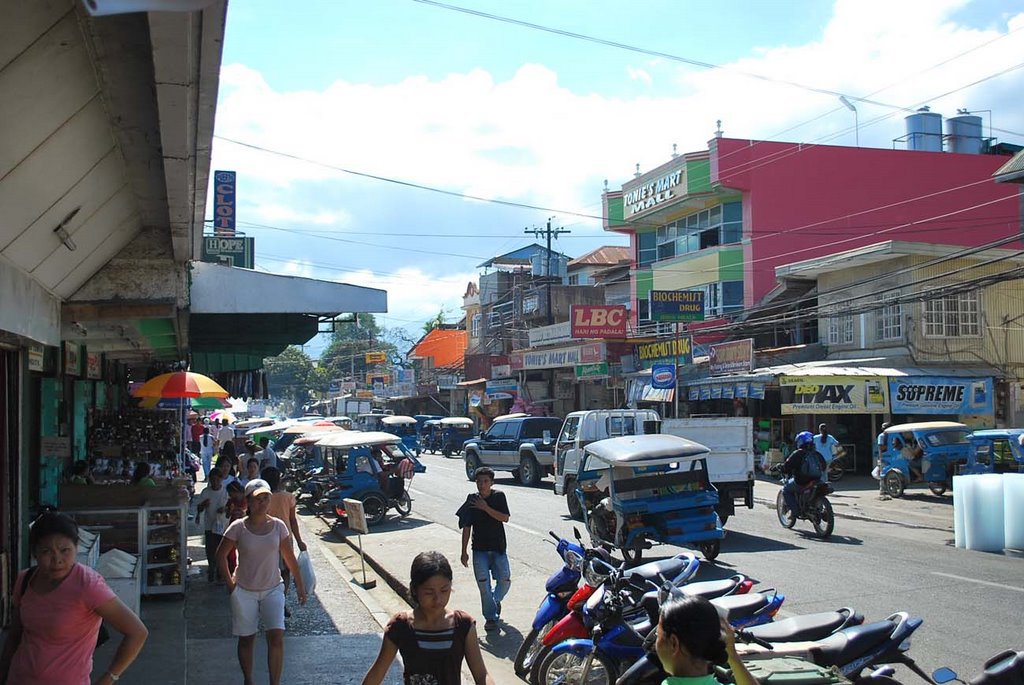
xmin=721 ymin=384 xmax=735 ymax=399
xmin=511 ymin=343 xmax=604 ymax=371
xmin=397 ymin=369 xmax=416 ymax=384
xmin=888 ymin=377 xmax=993 ymax=415
xmin=575 ymin=362 xmax=610 ymax=380
xmin=780 ymin=375 xmax=889 ymax=414
xmin=636 ymin=336 xmax=692 ymax=368
xmin=749 ymin=383 xmax=765 ymax=400
xmin=28 ymin=344 xmax=45 ymax=372
xmin=63 ymin=342 xmax=81 ymax=377
xmin=688 ymin=386 xmax=698 ymax=401
xmin=649 ymin=290 xmax=705 ymax=323
xmin=486 ymin=378 xmax=518 ymax=394
xmin=622 ymin=162 xmax=686 ymax=220
xmin=528 ymin=321 xmax=573 ymax=347
xmin=341 ymin=381 xmax=357 ymax=392
xmin=735 ymin=382 xmax=749 ymax=398
xmin=437 ymin=375 xmax=459 ymax=390
xmin=491 ymin=364 xmax=511 ymax=377
xmin=651 ymin=364 xmax=676 ymax=389
xmin=365 ymin=351 xmax=387 ymax=364
xmin=212 ymin=170 xmax=237 ymax=236
xmin=571 ymin=305 xmax=627 ymax=338
xmin=201 ymin=235 xmax=254 ymax=268
xmin=709 ymin=339 xmax=753 ymax=375
xmin=86 ymin=352 xmax=102 ymax=380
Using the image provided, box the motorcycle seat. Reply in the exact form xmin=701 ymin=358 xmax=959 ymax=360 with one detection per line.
xmin=747 ymin=611 xmax=850 ymax=643
xmin=811 ymin=619 xmax=896 ymax=666
xmin=712 ymin=592 xmax=769 ymax=621
xmin=681 ymin=578 xmax=739 ymax=599
xmin=626 ymin=556 xmax=691 ymax=583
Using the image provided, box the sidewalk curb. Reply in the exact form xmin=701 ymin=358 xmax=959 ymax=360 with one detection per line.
xmin=300 ymin=516 xmax=398 ymax=631
xmin=752 ymin=496 xmax=953 ymax=533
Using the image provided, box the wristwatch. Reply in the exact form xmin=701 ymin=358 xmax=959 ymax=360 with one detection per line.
xmin=107 ymin=672 xmax=121 ymax=682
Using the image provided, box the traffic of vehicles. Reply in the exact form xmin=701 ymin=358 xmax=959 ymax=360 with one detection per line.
xmin=260 ymin=407 xmax=1022 ymax=685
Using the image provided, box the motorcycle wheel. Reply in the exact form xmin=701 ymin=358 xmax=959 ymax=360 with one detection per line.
xmin=514 ymin=619 xmax=555 ymax=677
xmin=812 ymin=497 xmax=835 ymax=538
xmin=700 ymin=539 xmax=721 ymax=561
xmin=529 ymin=646 xmax=553 ymax=685
xmin=776 ymin=490 xmax=796 ymax=528
xmin=362 ymin=493 xmax=388 ymax=526
xmin=884 ymin=471 xmax=905 ymax=498
xmin=282 ymin=476 xmax=298 ymax=493
xmin=538 ymin=649 xmax=616 ymax=685
xmin=394 ymin=491 xmax=412 ymax=517
xmin=927 ymin=482 xmax=948 ymax=496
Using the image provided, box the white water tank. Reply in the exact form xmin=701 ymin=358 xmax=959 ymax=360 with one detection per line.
xmin=905 ymin=107 xmax=943 ymax=152
xmin=946 ymin=112 xmax=984 ymax=154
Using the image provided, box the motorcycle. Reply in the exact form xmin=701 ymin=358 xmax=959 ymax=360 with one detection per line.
xmin=931 ymin=650 xmax=1024 ymax=685
xmin=536 ymin=560 xmax=782 ymax=685
xmin=772 ymin=465 xmax=835 ymax=538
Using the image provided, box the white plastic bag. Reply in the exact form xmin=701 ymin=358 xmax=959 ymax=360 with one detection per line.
xmin=297 ymin=550 xmax=316 ymax=595
xmin=871 ymin=465 xmax=881 ymax=481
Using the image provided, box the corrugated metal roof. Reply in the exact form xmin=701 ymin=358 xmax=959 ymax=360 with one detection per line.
xmin=568 ymin=245 xmax=631 ymax=267
xmin=993 ymin=149 xmax=1024 ymax=183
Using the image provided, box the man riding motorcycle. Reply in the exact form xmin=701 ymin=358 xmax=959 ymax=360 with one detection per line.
xmin=780 ymin=431 xmax=827 ymax=517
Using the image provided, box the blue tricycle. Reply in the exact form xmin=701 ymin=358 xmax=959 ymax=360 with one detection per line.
xmin=879 ymin=421 xmax=972 ymax=497
xmin=381 ymin=415 xmax=421 ymax=456
xmin=964 ymin=429 xmax=1024 ymax=474
xmin=315 ymin=431 xmax=426 ymax=526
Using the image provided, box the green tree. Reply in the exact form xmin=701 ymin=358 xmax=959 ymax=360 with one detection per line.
xmin=319 ymin=314 xmax=398 ymax=386
xmin=423 ymin=307 xmax=448 ymax=334
xmin=264 ymin=346 xmax=315 ymax=414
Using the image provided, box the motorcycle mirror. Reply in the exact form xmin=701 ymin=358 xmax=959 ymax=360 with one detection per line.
xmin=573 ymin=527 xmax=582 ymax=541
xmin=932 ymin=668 xmax=959 ymax=684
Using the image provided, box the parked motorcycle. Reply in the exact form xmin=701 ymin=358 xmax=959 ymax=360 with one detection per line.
xmin=931 ymin=650 xmax=1024 ymax=685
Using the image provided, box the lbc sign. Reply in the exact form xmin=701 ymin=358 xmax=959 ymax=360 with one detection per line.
xmin=571 ymin=305 xmax=627 ymax=338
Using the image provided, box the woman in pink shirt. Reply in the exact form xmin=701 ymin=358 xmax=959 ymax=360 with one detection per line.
xmin=0 ymin=512 xmax=149 ymax=685
xmin=216 ymin=479 xmax=306 ymax=685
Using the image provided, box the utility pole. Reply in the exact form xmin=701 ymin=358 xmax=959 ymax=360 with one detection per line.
xmin=525 ymin=218 xmax=571 ymax=325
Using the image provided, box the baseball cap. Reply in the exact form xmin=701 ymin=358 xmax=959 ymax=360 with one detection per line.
xmin=244 ymin=479 xmax=272 ymax=497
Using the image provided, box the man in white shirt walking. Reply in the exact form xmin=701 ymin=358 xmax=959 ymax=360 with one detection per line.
xmin=816 ymin=423 xmax=844 ymax=482
xmin=258 ymin=437 xmax=277 ymax=470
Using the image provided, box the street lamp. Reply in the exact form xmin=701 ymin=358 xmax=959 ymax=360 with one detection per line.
xmin=839 ymin=95 xmax=859 ymax=147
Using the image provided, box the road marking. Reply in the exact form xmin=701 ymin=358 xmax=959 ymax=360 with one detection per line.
xmin=930 ymin=572 xmax=1024 ymax=593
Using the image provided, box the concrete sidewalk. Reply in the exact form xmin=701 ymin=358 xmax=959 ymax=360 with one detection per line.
xmin=93 ymin=508 xmax=403 ymax=684
xmin=754 ymin=474 xmax=954 ymax=531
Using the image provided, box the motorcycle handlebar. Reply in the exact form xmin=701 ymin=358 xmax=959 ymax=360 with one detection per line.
xmin=549 ymin=530 xmax=560 ymax=542
xmin=736 ymin=630 xmax=774 ymax=651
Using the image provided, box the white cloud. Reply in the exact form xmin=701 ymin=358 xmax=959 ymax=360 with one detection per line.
xmin=249 ymin=204 xmax=350 ymax=227
xmin=331 ymin=267 xmax=478 ymax=330
xmin=627 ymin=66 xmax=652 ymax=85
xmin=211 ymin=1 xmax=1024 ymax=243
xmin=279 ymin=259 xmax=315 ymax=278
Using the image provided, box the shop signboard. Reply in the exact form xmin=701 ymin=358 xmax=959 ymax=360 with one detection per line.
xmin=85 ymin=352 xmax=102 ymax=380
xmin=341 ymin=381 xmax=357 ymax=392
xmin=40 ymin=436 xmax=71 ymax=458
xmin=365 ymin=351 xmax=387 ymax=364
xmin=570 ymin=305 xmax=627 ymax=338
xmin=710 ymin=385 xmax=723 ymax=399
xmin=888 ymin=377 xmax=993 ymax=415
xmin=201 ymin=235 xmax=254 ymax=268
xmin=735 ymin=383 xmax=749 ymax=398
xmin=397 ymin=369 xmax=416 ymax=385
xmin=491 ymin=364 xmax=511 ymax=377
xmin=649 ymin=290 xmax=705 ymax=323
xmin=367 ymin=373 xmax=390 ymax=386
xmin=749 ymin=383 xmax=765 ymax=399
xmin=698 ymin=385 xmax=711 ymax=400
xmin=636 ymin=336 xmax=692 ymax=369
xmin=688 ymin=386 xmax=698 ymax=401
xmin=28 ymin=344 xmax=45 ymax=372
xmin=721 ymin=384 xmax=735 ymax=399
xmin=437 ymin=375 xmax=459 ymax=390
xmin=486 ymin=378 xmax=518 ymax=395
xmin=528 ymin=321 xmax=573 ymax=347
xmin=63 ymin=342 xmax=81 ymax=377
xmin=709 ymin=339 xmax=753 ymax=376
xmin=622 ymin=162 xmax=686 ymax=220
xmin=355 ymin=390 xmax=374 ymax=399
xmin=512 ymin=343 xmax=604 ymax=371
xmin=575 ymin=362 xmax=609 ymax=380
xmin=343 ymin=498 xmax=369 ymax=535
xmin=212 ymin=170 xmax=236 ymax=236
xmin=780 ymin=375 xmax=889 ymax=414
xmin=651 ymin=364 xmax=675 ymax=390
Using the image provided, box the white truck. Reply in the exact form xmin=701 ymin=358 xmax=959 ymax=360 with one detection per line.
xmin=332 ymin=396 xmax=372 ymax=418
xmin=552 ymin=409 xmax=755 ymax=524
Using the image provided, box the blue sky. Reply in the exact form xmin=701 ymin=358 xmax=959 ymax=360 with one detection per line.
xmin=207 ymin=0 xmax=1024 ymax=356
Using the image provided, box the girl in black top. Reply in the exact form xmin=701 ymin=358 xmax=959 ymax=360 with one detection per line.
xmin=362 ymin=551 xmax=493 ymax=685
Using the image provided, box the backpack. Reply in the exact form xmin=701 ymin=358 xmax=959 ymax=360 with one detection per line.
xmin=798 ymin=450 xmax=826 ymax=481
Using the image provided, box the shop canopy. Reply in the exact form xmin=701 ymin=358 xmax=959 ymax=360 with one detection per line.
xmin=188 ymin=261 xmax=387 ymax=373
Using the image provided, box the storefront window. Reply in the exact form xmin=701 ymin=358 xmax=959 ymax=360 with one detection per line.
xmin=637 ymin=231 xmax=657 ymax=267
xmin=722 ymin=281 xmax=744 ymax=313
xmin=875 ymin=291 xmax=902 ymax=341
xmin=924 ymin=291 xmax=980 ymax=337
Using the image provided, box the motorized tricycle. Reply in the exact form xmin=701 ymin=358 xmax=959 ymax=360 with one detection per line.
xmin=381 ymin=415 xmax=421 ymax=455
xmin=878 ymin=421 xmax=972 ymax=497
xmin=575 ymin=434 xmax=725 ymax=563
xmin=439 ymin=416 xmax=475 ymax=457
xmin=420 ymin=420 xmax=443 ymax=454
xmin=964 ymin=429 xmax=1024 ymax=474
xmin=315 ymin=431 xmax=426 ymax=526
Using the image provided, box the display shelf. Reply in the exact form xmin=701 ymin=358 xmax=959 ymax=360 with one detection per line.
xmin=142 ymin=504 xmax=186 ymax=595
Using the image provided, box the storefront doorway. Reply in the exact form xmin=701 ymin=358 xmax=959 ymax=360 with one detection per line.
xmin=1 ymin=348 xmax=20 ymax=626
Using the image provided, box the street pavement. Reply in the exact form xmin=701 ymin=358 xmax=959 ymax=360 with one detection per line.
xmin=324 ymin=453 xmax=1024 ymax=683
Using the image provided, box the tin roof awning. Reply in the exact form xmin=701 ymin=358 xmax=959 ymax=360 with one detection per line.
xmin=188 ymin=262 xmax=387 ymax=373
